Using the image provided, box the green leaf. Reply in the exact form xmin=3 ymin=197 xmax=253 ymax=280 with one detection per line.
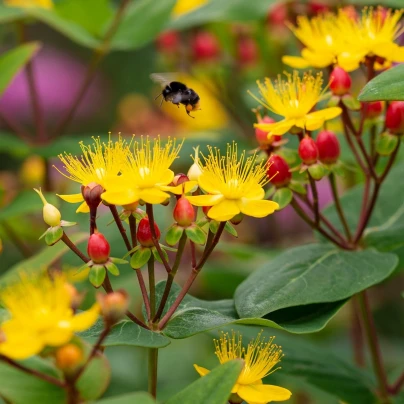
xmin=44 ymin=226 xmax=63 ymax=246
xmin=109 ymin=0 xmax=177 ymax=50
xmin=130 ymin=247 xmax=151 ymax=269
xmin=97 ymin=392 xmax=156 ymax=404
xmin=272 ymin=188 xmax=293 ymax=210
xmin=105 ymin=261 xmax=120 ymax=276
xmin=234 ymin=244 xmax=398 ymax=319
xmin=358 ymin=63 xmax=404 ymax=101
xmin=209 ymin=220 xmax=219 ymax=234
xmin=185 ymin=225 xmax=207 ymax=245
xmin=0 ymin=233 xmax=88 ymax=286
xmin=89 ymin=265 xmax=106 ymax=288
xmin=169 ymin=0 xmax=277 ymax=30
xmin=289 ymin=180 xmax=306 ymax=195
xmin=165 ymin=224 xmax=184 ymax=246
xmin=224 ymin=222 xmax=238 ymax=237
xmin=165 ymin=360 xmax=243 ymax=404
xmin=0 ymin=5 xmax=25 ymax=24
xmin=0 ymin=43 xmax=41 ymax=97
xmin=79 ymin=318 xmax=170 ymax=348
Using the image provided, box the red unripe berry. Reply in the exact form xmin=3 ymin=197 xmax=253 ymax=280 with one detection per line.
xmin=156 ymin=31 xmax=179 ymax=53
xmin=192 ymin=31 xmax=220 ymax=61
xmin=255 ymin=116 xmax=275 ymax=145
xmin=361 ymin=101 xmax=384 ymax=119
xmin=268 ymin=3 xmax=288 ymax=26
xmin=137 ymin=217 xmax=160 ymax=247
xmin=316 ymin=130 xmax=340 ymax=164
xmin=298 ymin=137 xmax=319 ymax=165
xmin=237 ymin=37 xmax=258 ymax=66
xmin=87 ymin=232 xmax=110 ymax=264
xmin=267 ymin=155 xmax=291 ymax=187
xmin=330 ymin=67 xmax=351 ymax=96
xmin=386 ymin=101 xmax=404 ymax=134
xmin=173 ymin=196 xmax=195 ymax=227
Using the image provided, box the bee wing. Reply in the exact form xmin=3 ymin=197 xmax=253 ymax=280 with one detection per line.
xmin=150 ymin=73 xmax=178 ymax=87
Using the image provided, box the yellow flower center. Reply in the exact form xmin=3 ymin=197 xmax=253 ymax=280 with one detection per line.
xmin=214 ymin=331 xmax=283 ymax=385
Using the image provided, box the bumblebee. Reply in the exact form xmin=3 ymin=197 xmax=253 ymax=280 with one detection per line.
xmin=150 ymin=73 xmax=201 ymax=118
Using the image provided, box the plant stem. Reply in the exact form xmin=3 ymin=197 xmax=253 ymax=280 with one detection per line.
xmin=129 ymin=214 xmax=137 ymax=248
xmin=148 ymin=348 xmax=158 ymax=398
xmin=61 ymin=232 xmax=89 ymax=263
xmin=190 ymin=240 xmax=196 ymax=269
xmin=350 ymin=298 xmax=365 ymax=367
xmin=89 ymin=206 xmax=97 ymax=235
xmin=146 ymin=204 xmax=171 ymax=273
xmin=0 ymin=355 xmax=65 ymax=388
xmin=357 ymin=292 xmax=390 ymax=403
xmin=390 ymin=372 xmax=404 ymax=395
xmin=329 ymin=173 xmax=352 ymax=241
xmin=109 ymin=205 xmax=131 ymax=251
xmin=308 ymin=175 xmax=319 ymax=225
xmin=154 ymin=232 xmax=188 ymax=321
xmin=148 ymin=256 xmax=156 ymax=319
xmin=53 ymin=0 xmax=130 ymax=136
xmin=136 ymin=268 xmax=151 ymax=321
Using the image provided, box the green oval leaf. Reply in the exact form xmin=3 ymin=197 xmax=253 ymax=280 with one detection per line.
xmin=44 ymin=226 xmax=63 ymax=246
xmin=272 ymin=188 xmax=293 ymax=210
xmin=89 ymin=265 xmax=106 ymax=288
xmin=185 ymin=225 xmax=207 ymax=245
xmin=166 ymin=224 xmax=184 ymax=246
xmin=130 ymin=247 xmax=152 ymax=269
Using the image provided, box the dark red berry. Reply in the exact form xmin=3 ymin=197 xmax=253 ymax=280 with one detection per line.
xmin=330 ymin=67 xmax=351 ymax=96
xmin=386 ymin=101 xmax=404 ymax=134
xmin=298 ymin=137 xmax=318 ymax=165
xmin=156 ymin=31 xmax=179 ymax=53
xmin=192 ymin=31 xmax=220 ymax=61
xmin=316 ymin=130 xmax=340 ymax=164
xmin=237 ymin=37 xmax=258 ymax=66
xmin=361 ymin=101 xmax=384 ymax=119
xmin=137 ymin=217 xmax=160 ymax=247
xmin=173 ymin=196 xmax=195 ymax=227
xmin=267 ymin=155 xmax=291 ymax=187
xmin=87 ymin=232 xmax=110 ymax=264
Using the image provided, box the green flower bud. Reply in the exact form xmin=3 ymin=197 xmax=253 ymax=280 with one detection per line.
xmin=34 ymin=188 xmax=61 ymax=227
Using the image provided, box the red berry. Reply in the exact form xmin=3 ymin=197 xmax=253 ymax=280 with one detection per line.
xmin=192 ymin=31 xmax=220 ymax=61
xmin=255 ymin=116 xmax=275 ymax=145
xmin=330 ymin=67 xmax=351 ymax=96
xmin=156 ymin=31 xmax=179 ymax=53
xmin=87 ymin=232 xmax=110 ymax=264
xmin=237 ymin=37 xmax=258 ymax=66
xmin=173 ymin=196 xmax=195 ymax=227
xmin=137 ymin=217 xmax=160 ymax=247
xmin=202 ymin=205 xmax=211 ymax=216
xmin=267 ymin=155 xmax=291 ymax=187
xmin=316 ymin=130 xmax=340 ymax=164
xmin=268 ymin=3 xmax=288 ymax=26
xmin=298 ymin=137 xmax=318 ymax=165
xmin=386 ymin=101 xmax=404 ymax=134
xmin=361 ymin=101 xmax=384 ymax=119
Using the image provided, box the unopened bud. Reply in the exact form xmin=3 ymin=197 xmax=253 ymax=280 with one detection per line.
xmin=87 ymin=232 xmax=110 ymax=264
xmin=298 ymin=137 xmax=318 ymax=165
xmin=267 ymin=155 xmax=291 ymax=187
xmin=34 ymin=188 xmax=61 ymax=227
xmin=97 ymin=290 xmax=129 ymax=325
xmin=64 ymin=283 xmax=84 ymax=311
xmin=173 ymin=196 xmax=195 ymax=227
xmin=330 ymin=67 xmax=351 ymax=96
xmin=361 ymin=101 xmax=384 ymax=119
xmin=137 ymin=217 xmax=160 ymax=247
xmin=230 ymin=212 xmax=243 ymax=225
xmin=172 ymin=173 xmax=189 ymax=186
xmin=55 ymin=344 xmax=84 ymax=373
xmin=255 ymin=116 xmax=275 ymax=146
xmin=237 ymin=36 xmax=258 ymax=66
xmin=316 ymin=130 xmax=340 ymax=164
xmin=188 ymin=146 xmax=203 ymax=181
xmin=82 ymin=182 xmax=103 ymax=210
xmin=386 ymin=101 xmax=404 ymax=134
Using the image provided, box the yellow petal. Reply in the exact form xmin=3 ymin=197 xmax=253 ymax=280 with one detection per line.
xmin=193 ymin=364 xmax=210 ymax=377
xmin=208 ymin=199 xmax=240 ymax=222
xmin=71 ymin=303 xmax=100 ymax=332
xmin=301 ymin=48 xmax=335 ymax=68
xmin=138 ymin=188 xmax=171 ymax=204
xmin=186 ymin=194 xmax=223 ymax=207
xmin=161 ymin=181 xmax=198 ymax=195
xmin=198 ymin=172 xmax=221 ymax=194
xmin=392 ymin=46 xmax=404 ymax=63
xmin=244 ymin=185 xmax=265 ymax=200
xmin=102 ymin=188 xmax=140 ymax=206
xmin=157 ymin=169 xmax=175 ymax=186
xmin=41 ymin=327 xmax=73 ymax=347
xmin=76 ymin=201 xmax=90 ymax=213
xmin=237 ymin=384 xmax=292 ymax=403
xmin=305 ymin=107 xmax=342 ymax=131
xmin=237 ymin=199 xmax=279 ymax=218
xmin=338 ymin=51 xmax=365 ymax=72
xmin=231 ymin=383 xmax=240 ymax=394
xmin=58 ymin=193 xmax=83 ymax=203
xmin=282 ymin=55 xmax=311 ymax=69
xmin=268 ymin=119 xmax=295 ymax=136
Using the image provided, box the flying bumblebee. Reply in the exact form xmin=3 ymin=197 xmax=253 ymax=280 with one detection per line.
xmin=150 ymin=73 xmax=201 ymax=118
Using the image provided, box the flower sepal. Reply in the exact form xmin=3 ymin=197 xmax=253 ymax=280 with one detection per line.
xmin=42 ymin=226 xmax=64 ymax=246
xmin=273 ymin=188 xmax=293 ymax=210
xmin=130 ymin=247 xmax=152 ymax=269
xmin=308 ymin=163 xmax=327 ymax=181
xmin=288 ymin=180 xmax=307 ymax=195
xmin=60 ymin=220 xmax=77 ymax=227
xmin=341 ymin=94 xmax=361 ymax=111
xmin=376 ymin=131 xmax=399 ymax=156
xmin=166 ymin=224 xmax=185 ymax=246
xmin=327 ymin=94 xmax=340 ymax=108
xmin=89 ymin=265 xmax=107 ymax=288
xmin=185 ymin=225 xmax=207 ymax=245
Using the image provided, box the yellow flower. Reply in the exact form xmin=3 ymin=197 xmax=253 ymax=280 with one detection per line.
xmin=194 ymin=331 xmax=292 ymax=404
xmin=102 ymin=136 xmax=192 ymax=206
xmin=55 ymin=136 xmax=130 ymax=213
xmin=186 ymin=143 xmax=279 ymax=222
xmin=0 ymin=274 xmax=99 ymax=360
xmin=251 ymin=71 xmax=341 ymax=136
xmin=4 ymin=0 xmax=52 ymax=8
xmin=172 ymin=0 xmax=207 ymax=17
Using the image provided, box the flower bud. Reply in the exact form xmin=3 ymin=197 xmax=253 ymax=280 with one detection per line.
xmin=330 ymin=67 xmax=351 ymax=96
xmin=316 ymin=130 xmax=340 ymax=164
xmin=97 ymin=290 xmax=129 ymax=325
xmin=34 ymin=188 xmax=61 ymax=227
xmin=137 ymin=217 xmax=160 ymax=247
xmin=156 ymin=30 xmax=179 ymax=53
xmin=255 ymin=116 xmax=275 ymax=146
xmin=173 ymin=196 xmax=195 ymax=227
xmin=267 ymin=155 xmax=291 ymax=187
xmin=64 ymin=283 xmax=84 ymax=311
xmin=230 ymin=212 xmax=243 ymax=225
xmin=87 ymin=232 xmax=110 ymax=264
xmin=82 ymin=182 xmax=103 ymax=210
xmin=237 ymin=37 xmax=258 ymax=66
xmin=385 ymin=101 xmax=404 ymax=134
xmin=172 ymin=173 xmax=190 ymax=186
xmin=192 ymin=31 xmax=220 ymax=61
xmin=55 ymin=344 xmax=84 ymax=373
xmin=188 ymin=146 xmax=203 ymax=181
xmin=298 ymin=137 xmax=318 ymax=165
xmin=361 ymin=101 xmax=384 ymax=119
